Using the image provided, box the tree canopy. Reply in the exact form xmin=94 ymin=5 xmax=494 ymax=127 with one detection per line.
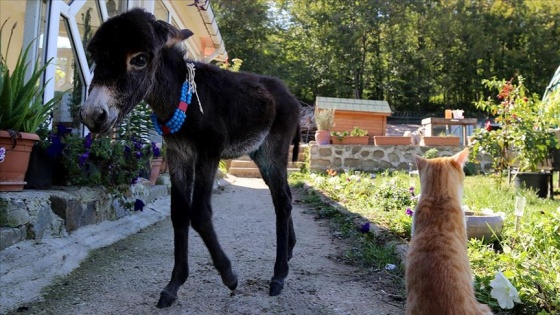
xmin=212 ymin=0 xmax=560 ymax=115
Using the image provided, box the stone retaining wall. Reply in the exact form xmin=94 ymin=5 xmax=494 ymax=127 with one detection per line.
xmin=0 ymin=178 xmax=170 ymax=251
xmin=309 ymin=143 xmax=492 ymax=172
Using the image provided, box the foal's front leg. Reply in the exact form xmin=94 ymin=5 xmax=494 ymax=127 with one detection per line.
xmin=157 ymin=156 xmax=195 ymax=308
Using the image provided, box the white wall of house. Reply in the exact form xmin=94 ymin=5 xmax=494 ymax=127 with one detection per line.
xmin=0 ymin=0 xmax=227 ymax=136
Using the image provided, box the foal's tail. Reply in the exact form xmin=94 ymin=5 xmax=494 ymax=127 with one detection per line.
xmin=291 ymin=124 xmax=301 ymax=163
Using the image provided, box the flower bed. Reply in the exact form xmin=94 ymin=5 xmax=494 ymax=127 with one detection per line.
xmin=292 ymin=170 xmax=560 ymax=314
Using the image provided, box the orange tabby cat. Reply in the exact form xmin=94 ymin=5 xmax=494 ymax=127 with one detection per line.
xmin=406 ymin=148 xmax=493 ymax=315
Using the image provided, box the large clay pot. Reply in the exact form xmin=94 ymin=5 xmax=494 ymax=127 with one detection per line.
xmin=149 ymin=158 xmax=163 ymax=185
xmin=373 ymin=136 xmax=412 ymax=146
xmin=315 ymin=130 xmax=331 ymax=145
xmin=464 ymin=212 xmax=504 ymax=240
xmin=0 ymin=130 xmax=40 ymax=191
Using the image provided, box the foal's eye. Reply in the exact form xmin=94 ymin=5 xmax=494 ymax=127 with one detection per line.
xmin=130 ymin=54 xmax=149 ymax=67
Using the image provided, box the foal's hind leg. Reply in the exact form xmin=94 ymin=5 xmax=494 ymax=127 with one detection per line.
xmin=251 ymin=147 xmax=295 ymax=296
xmin=190 ymin=156 xmax=238 ymax=290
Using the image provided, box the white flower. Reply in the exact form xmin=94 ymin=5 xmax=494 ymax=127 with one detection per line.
xmin=490 ymin=271 xmax=521 ymax=309
xmin=327 ymin=177 xmax=339 ymax=185
xmin=384 ymin=263 xmax=396 ymax=271
xmin=480 ymin=208 xmax=494 ymax=215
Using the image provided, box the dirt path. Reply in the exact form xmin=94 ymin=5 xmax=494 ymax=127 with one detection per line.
xmin=7 ymin=178 xmax=404 ymax=315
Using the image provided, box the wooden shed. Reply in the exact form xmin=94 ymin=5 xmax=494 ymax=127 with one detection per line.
xmin=315 ymin=96 xmax=391 ymax=144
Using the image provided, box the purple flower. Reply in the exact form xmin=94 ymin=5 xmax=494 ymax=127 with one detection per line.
xmin=406 ymin=208 xmax=414 ymax=216
xmin=360 ymin=222 xmax=371 ymax=233
xmin=135 ymin=151 xmax=142 ymax=159
xmin=132 ymin=137 xmax=142 ymax=151
xmin=124 ymin=145 xmax=131 ymax=156
xmin=47 ymin=134 xmax=64 ymax=157
xmin=134 ymin=199 xmax=145 ymax=211
xmin=84 ymin=133 xmax=93 ymax=149
xmin=78 ymin=150 xmax=90 ymax=166
xmin=0 ymin=147 xmax=5 ymax=163
xmin=56 ymin=124 xmax=71 ymax=136
xmin=151 ymin=142 xmax=161 ymax=158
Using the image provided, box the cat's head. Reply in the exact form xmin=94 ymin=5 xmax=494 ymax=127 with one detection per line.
xmin=414 ymin=148 xmax=469 ymax=196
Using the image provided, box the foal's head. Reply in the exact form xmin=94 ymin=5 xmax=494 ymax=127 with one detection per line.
xmin=80 ymin=8 xmax=193 ymax=133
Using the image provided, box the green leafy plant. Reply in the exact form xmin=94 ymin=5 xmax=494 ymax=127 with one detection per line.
xmin=0 ymin=20 xmax=61 ymax=133
xmin=314 ymin=108 xmax=335 ymax=131
xmin=217 ymin=58 xmax=243 ymax=72
xmin=423 ymin=148 xmax=439 ymax=159
xmin=350 ymin=126 xmax=368 ymax=137
xmin=331 ymin=126 xmax=368 ymax=140
xmin=470 ymin=76 xmax=559 ymax=177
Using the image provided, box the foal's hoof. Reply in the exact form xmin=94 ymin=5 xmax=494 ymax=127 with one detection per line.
xmin=156 ymin=291 xmax=177 ymax=308
xmin=222 ymin=271 xmax=238 ymax=291
xmin=269 ymin=280 xmax=284 ymax=296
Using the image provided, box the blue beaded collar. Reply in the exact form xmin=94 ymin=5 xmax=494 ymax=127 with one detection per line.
xmin=151 ymin=81 xmax=192 ymax=135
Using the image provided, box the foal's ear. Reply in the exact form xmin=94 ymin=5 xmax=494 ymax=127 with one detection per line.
xmin=154 ymin=20 xmax=194 ymax=47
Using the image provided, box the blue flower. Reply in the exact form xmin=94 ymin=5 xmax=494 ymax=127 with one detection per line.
xmin=360 ymin=222 xmax=371 ymax=233
xmin=134 ymin=199 xmax=145 ymax=211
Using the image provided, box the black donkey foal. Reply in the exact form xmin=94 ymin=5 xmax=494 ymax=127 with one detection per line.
xmin=80 ymin=9 xmax=301 ymax=308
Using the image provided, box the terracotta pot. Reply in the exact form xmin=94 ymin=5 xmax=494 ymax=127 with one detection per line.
xmin=315 ymin=130 xmax=331 ymax=145
xmin=331 ymin=136 xmax=369 ymax=145
xmin=149 ymin=158 xmax=163 ymax=185
xmin=0 ymin=130 xmax=40 ymax=191
xmin=373 ymin=136 xmax=412 ymax=146
xmin=464 ymin=211 xmax=504 ymax=240
xmin=419 ymin=136 xmax=460 ymax=146
xmin=159 ymin=159 xmax=168 ymax=174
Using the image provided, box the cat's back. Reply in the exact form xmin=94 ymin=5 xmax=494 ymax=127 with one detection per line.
xmin=405 ymin=150 xmax=493 ymax=315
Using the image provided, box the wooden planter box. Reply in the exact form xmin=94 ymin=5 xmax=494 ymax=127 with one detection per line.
xmin=331 ymin=136 xmax=369 ymax=145
xmin=373 ymin=136 xmax=411 ymax=146
xmin=420 ymin=136 xmax=460 ymax=146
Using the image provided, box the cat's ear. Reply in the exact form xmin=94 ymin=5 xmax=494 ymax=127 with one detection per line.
xmin=414 ymin=154 xmax=427 ymax=171
xmin=453 ymin=148 xmax=469 ymax=167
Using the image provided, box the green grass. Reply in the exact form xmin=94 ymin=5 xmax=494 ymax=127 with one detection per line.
xmin=290 ymin=170 xmax=560 ymax=314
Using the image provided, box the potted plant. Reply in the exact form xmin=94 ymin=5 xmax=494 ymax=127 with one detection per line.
xmin=0 ymin=21 xmax=61 ymax=191
xmin=149 ymin=142 xmax=162 ymax=185
xmin=331 ymin=126 xmax=369 ymax=144
xmin=420 ymin=132 xmax=461 ymax=146
xmin=470 ymin=76 xmax=559 ymax=197
xmin=314 ymin=108 xmax=335 ymax=145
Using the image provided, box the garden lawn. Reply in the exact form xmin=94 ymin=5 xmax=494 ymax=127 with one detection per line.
xmin=291 ymin=170 xmax=560 ymax=315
